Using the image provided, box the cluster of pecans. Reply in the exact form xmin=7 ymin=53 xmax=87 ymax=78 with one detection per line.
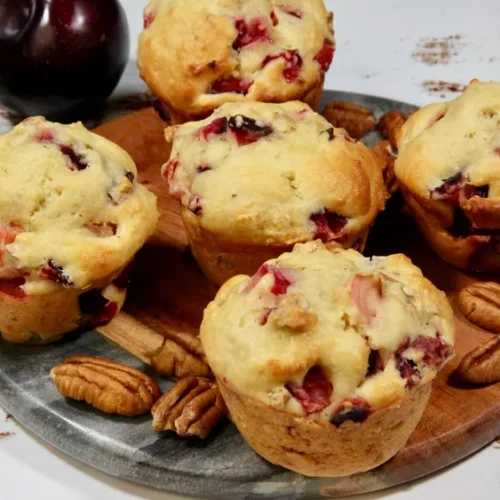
xmin=50 ymin=314 xmax=227 ymax=439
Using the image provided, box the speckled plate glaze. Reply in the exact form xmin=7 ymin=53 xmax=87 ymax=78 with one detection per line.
xmin=0 ymin=90 xmax=422 ymax=499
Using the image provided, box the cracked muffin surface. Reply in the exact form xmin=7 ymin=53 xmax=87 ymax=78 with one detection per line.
xmin=0 ymin=116 xmax=158 ymax=296
xmin=200 ymin=241 xmax=455 ymax=421
xmin=138 ymin=0 xmax=334 ymax=121
xmin=163 ymin=101 xmax=385 ymax=249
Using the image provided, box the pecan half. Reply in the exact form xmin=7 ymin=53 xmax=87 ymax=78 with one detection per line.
xmin=152 ymin=377 xmax=227 ymax=438
xmin=458 ymin=282 xmax=500 ymax=333
xmin=322 ymin=101 xmax=376 ymax=139
xmin=378 ymin=110 xmax=408 ymax=149
xmin=50 ymin=356 xmax=161 ymax=416
xmin=372 ymin=140 xmax=397 ymax=194
xmin=457 ymin=335 xmax=500 ymax=384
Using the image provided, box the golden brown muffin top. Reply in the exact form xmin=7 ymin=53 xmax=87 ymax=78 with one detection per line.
xmin=163 ymin=101 xmax=385 ymax=246
xmin=201 ymin=241 xmax=455 ymax=422
xmin=138 ymin=0 xmax=334 ymax=119
xmin=0 ymin=117 xmax=158 ymax=295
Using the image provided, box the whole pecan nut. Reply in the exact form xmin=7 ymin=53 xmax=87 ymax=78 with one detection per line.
xmin=378 ymin=110 xmax=408 ymax=149
xmin=322 ymin=101 xmax=376 ymax=139
xmin=457 ymin=335 xmax=500 ymax=384
xmin=152 ymin=376 xmax=227 ymax=438
xmin=50 ymin=356 xmax=161 ymax=416
xmin=458 ymin=282 xmax=500 ymax=333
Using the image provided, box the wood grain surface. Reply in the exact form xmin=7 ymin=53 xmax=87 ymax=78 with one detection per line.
xmin=94 ymin=107 xmax=500 ymax=495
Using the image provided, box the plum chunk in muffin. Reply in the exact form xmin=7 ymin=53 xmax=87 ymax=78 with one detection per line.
xmin=227 ymin=115 xmax=273 ymax=145
xmin=332 ymin=398 xmax=371 ymax=426
xmin=262 ymin=50 xmax=303 ymax=83
xmin=232 ymin=17 xmax=272 ymax=50
xmin=314 ymin=40 xmax=335 ymax=72
xmin=209 ymin=76 xmax=253 ymax=95
xmin=244 ymin=263 xmax=292 ymax=295
xmin=40 ymin=259 xmax=73 ymax=286
xmin=310 ymin=210 xmax=348 ymax=242
xmin=286 ymin=366 xmax=333 ymax=415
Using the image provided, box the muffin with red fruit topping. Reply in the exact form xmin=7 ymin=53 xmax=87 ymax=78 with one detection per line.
xmin=163 ymin=100 xmax=385 ymax=285
xmin=200 ymin=240 xmax=455 ymax=477
xmin=395 ymin=80 xmax=500 ymax=271
xmin=0 ymin=117 xmax=158 ymax=344
xmin=138 ymin=0 xmax=334 ymax=123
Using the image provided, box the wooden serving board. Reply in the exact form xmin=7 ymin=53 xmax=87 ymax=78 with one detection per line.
xmin=0 ymin=92 xmax=498 ymax=499
xmin=94 ymin=102 xmax=500 ymax=495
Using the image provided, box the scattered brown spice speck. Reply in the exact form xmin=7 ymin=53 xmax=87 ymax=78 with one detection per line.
xmin=0 ymin=432 xmax=13 ymax=439
xmin=5 ymin=414 xmax=13 ymax=421
xmin=412 ymin=35 xmax=463 ymax=66
xmin=422 ymin=80 xmax=466 ymax=94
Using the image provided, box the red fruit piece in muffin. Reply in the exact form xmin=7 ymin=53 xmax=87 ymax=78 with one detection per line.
xmin=410 ymin=334 xmax=453 ymax=369
xmin=430 ymin=172 xmax=489 ymax=202
xmin=233 ymin=17 xmax=272 ymax=50
xmin=0 ymin=277 xmax=26 ymax=298
xmin=143 ymin=10 xmax=155 ymax=29
xmin=286 ymin=366 xmax=333 ymax=415
xmin=245 ymin=263 xmax=292 ymax=295
xmin=351 ymin=274 xmax=383 ymax=323
xmin=310 ymin=210 xmax=348 ymax=241
xmin=228 ymin=115 xmax=273 ymax=146
xmin=198 ymin=117 xmax=228 ymax=140
xmin=331 ymin=398 xmax=371 ymax=426
xmin=209 ymin=76 xmax=253 ymax=95
xmin=34 ymin=132 xmax=88 ymax=172
xmin=314 ymin=40 xmax=335 ymax=72
xmin=262 ymin=50 xmax=303 ymax=83
xmin=40 ymin=259 xmax=73 ymax=286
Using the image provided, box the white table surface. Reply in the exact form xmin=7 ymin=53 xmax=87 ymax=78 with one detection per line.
xmin=1 ymin=0 xmax=499 ymax=498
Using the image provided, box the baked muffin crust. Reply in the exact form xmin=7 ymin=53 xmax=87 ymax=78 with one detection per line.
xmin=201 ymin=241 xmax=455 ymax=420
xmin=0 ymin=117 xmax=158 ymax=296
xmin=138 ymin=0 xmax=334 ymax=121
xmin=395 ymin=80 xmax=500 ymax=270
xmin=164 ymin=101 xmax=385 ymax=248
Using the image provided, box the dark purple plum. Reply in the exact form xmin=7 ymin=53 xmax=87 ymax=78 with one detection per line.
xmin=0 ymin=0 xmax=129 ymax=121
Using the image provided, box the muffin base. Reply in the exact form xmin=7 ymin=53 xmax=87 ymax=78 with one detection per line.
xmin=0 ymin=282 xmax=126 ymax=345
xmin=403 ymin=192 xmax=500 ymax=271
xmin=182 ymin=208 xmax=369 ymax=286
xmin=217 ymin=377 xmax=432 ymax=477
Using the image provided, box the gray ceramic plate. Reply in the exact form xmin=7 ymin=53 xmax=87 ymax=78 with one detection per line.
xmin=0 ymin=87 xmax=417 ymax=500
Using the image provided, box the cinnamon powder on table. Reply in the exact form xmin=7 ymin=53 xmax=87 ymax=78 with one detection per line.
xmin=412 ymin=35 xmax=463 ymax=65
xmin=422 ymin=80 xmax=466 ymax=97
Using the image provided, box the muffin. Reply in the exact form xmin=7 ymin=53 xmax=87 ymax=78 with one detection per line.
xmin=0 ymin=117 xmax=158 ymax=344
xmin=395 ymin=79 xmax=500 ymax=271
xmin=138 ymin=0 xmax=334 ymax=123
xmin=162 ymin=101 xmax=386 ymax=285
xmin=200 ymin=240 xmax=455 ymax=477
